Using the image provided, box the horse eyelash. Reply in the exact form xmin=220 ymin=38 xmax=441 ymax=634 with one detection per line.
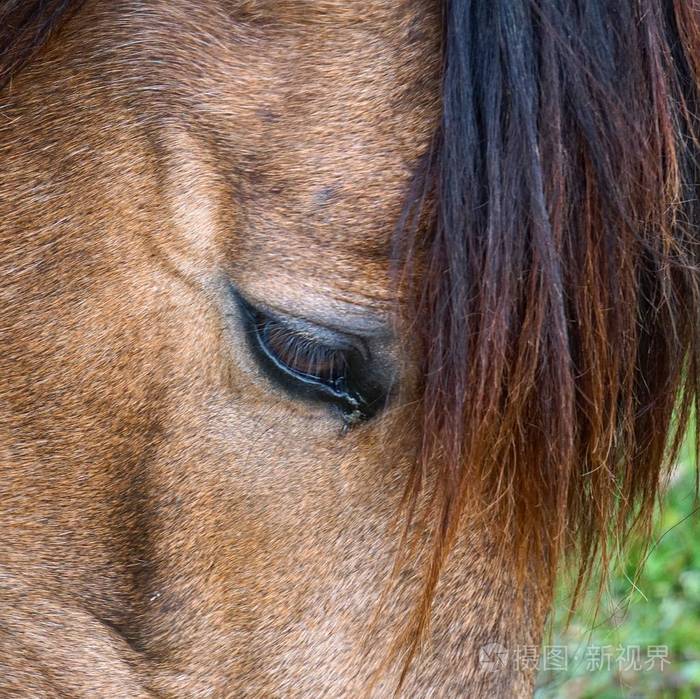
xmin=256 ymin=317 xmax=350 ymax=384
xmin=233 ymin=290 xmax=378 ymax=426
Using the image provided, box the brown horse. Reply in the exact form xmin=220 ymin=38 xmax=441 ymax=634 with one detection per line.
xmin=1 ymin=1 xmax=699 ymax=696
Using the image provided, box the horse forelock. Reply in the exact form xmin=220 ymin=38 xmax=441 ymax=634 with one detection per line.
xmin=389 ymin=0 xmax=700 ymax=680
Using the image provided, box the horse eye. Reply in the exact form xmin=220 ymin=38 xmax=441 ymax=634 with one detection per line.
xmin=257 ymin=316 xmax=350 ymax=387
xmin=235 ymin=293 xmax=378 ymax=424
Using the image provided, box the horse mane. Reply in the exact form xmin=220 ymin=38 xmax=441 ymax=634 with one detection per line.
xmin=2 ymin=0 xmax=700 ymax=688
xmin=394 ymin=0 xmax=700 ymax=677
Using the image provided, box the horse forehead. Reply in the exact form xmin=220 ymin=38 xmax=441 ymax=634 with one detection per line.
xmin=229 ymin=0 xmax=433 ymax=25
xmin=129 ymin=0 xmax=440 ymax=307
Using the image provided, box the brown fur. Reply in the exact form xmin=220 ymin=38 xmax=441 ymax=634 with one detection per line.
xmin=0 ymin=1 xmax=549 ymax=697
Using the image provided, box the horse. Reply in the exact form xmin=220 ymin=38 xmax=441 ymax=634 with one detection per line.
xmin=1 ymin=1 xmax=698 ymax=696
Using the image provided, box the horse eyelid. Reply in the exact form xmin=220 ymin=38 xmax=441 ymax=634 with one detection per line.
xmin=231 ymin=288 xmax=371 ymax=420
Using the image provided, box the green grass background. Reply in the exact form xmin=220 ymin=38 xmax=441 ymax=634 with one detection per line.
xmin=536 ymin=427 xmax=700 ymax=699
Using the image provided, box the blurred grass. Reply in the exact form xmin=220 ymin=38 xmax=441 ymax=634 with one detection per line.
xmin=536 ymin=423 xmax=700 ymax=699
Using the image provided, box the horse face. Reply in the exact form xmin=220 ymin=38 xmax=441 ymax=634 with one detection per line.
xmin=0 ymin=1 xmax=546 ymax=696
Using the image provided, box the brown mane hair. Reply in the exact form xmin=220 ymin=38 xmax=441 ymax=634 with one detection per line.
xmin=393 ymin=0 xmax=700 ymax=680
xmin=2 ymin=0 xmax=700 ymax=690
